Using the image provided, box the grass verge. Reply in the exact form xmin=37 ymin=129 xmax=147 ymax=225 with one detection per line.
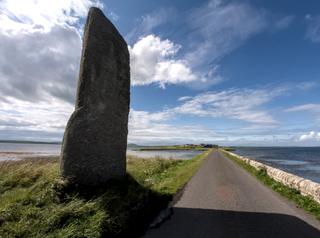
xmin=221 ymin=149 xmax=320 ymax=220
xmin=138 ymin=146 xmax=209 ymax=151
xmin=0 ymin=151 xmax=209 ymax=238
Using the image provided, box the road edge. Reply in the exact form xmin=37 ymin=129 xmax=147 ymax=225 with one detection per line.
xmin=221 ymin=149 xmax=320 ymax=221
xmin=148 ymin=149 xmax=213 ymax=228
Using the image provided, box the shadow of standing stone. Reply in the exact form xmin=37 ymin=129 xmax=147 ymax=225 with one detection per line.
xmin=60 ymin=7 xmax=130 ymax=186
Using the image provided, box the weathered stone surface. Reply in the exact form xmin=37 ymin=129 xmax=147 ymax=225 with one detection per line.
xmin=60 ymin=7 xmax=130 ymax=186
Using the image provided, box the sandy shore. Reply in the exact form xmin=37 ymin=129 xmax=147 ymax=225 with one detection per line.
xmin=0 ymin=152 xmax=59 ymax=161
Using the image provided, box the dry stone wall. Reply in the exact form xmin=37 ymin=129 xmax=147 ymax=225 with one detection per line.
xmin=225 ymin=151 xmax=320 ymax=204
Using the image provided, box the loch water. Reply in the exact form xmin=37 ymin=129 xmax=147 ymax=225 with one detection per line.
xmin=0 ymin=143 xmax=202 ymax=160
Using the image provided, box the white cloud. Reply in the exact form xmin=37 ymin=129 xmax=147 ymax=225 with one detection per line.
xmin=0 ymin=24 xmax=81 ymax=103
xmin=305 ymin=14 xmax=320 ymax=43
xmin=129 ymin=35 xmax=197 ymax=87
xmin=275 ymin=15 xmax=295 ymax=30
xmin=128 ymin=109 xmax=218 ymax=144
xmin=174 ymin=88 xmax=282 ymax=125
xmin=286 ymin=104 xmax=320 ymax=112
xmin=175 ymin=83 xmax=313 ymax=126
xmin=0 ymin=96 xmax=73 ymax=141
xmin=298 ymin=131 xmax=320 ymax=142
xmin=178 ymin=96 xmax=192 ymax=102
xmin=0 ymin=1 xmax=214 ymax=142
xmin=286 ymin=103 xmax=320 ymax=124
xmin=0 ymin=0 xmax=103 ymax=104
xmin=127 ymin=84 xmax=300 ymax=143
xmin=0 ymin=0 xmax=102 ymax=34
xmin=128 ymin=0 xmax=270 ymax=88
xmin=129 ymin=109 xmax=173 ymax=126
xmin=126 ymin=86 xmax=292 ymax=144
xmin=129 ymin=35 xmax=226 ymax=88
xmin=0 ymin=102 xmax=220 ymax=143
xmin=129 ymin=123 xmax=218 ymax=144
xmin=0 ymin=84 xmax=315 ymax=144
xmin=0 ymin=0 xmax=107 ymax=141
xmin=0 ymin=1 xmax=314 ymax=145
xmin=185 ymin=0 xmax=267 ymax=66
xmin=126 ymin=8 xmax=174 ymax=43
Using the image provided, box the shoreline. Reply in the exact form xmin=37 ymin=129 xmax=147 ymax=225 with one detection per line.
xmin=223 ymin=150 xmax=320 ymax=204
xmin=221 ymin=149 xmax=320 ymax=222
xmin=0 ymin=152 xmax=59 ymax=161
xmin=228 ymin=147 xmax=320 ymax=184
xmin=0 ymin=149 xmax=203 ymax=161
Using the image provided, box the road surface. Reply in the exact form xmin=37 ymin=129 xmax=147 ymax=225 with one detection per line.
xmin=143 ymin=150 xmax=320 ymax=238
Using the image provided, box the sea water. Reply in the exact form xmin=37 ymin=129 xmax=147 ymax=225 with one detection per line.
xmin=234 ymin=147 xmax=320 ymax=183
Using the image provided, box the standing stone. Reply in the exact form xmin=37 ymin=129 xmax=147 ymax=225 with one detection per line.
xmin=60 ymin=7 xmax=130 ymax=186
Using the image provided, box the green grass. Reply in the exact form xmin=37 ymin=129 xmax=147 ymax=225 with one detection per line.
xmin=128 ymin=151 xmax=210 ymax=195
xmin=221 ymin=150 xmax=320 ymax=220
xmin=0 ymin=151 xmax=209 ymax=238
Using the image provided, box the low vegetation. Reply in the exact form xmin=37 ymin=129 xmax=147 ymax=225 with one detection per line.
xmin=138 ymin=144 xmax=217 ymax=151
xmin=220 ymin=147 xmax=235 ymax=152
xmin=0 ymin=151 xmax=209 ymax=238
xmin=221 ymin=150 xmax=320 ymax=220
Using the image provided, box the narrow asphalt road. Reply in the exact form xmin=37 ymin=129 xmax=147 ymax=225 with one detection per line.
xmin=143 ymin=150 xmax=320 ymax=238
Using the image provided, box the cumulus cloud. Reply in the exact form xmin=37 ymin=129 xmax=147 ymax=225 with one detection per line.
xmin=0 ymin=0 xmax=311 ymax=144
xmin=305 ymin=14 xmax=320 ymax=43
xmin=0 ymin=25 xmax=81 ymax=103
xmin=0 ymin=0 xmax=102 ymax=140
xmin=129 ymin=35 xmax=197 ymax=87
xmin=129 ymin=35 xmax=227 ymax=88
xmin=0 ymin=0 xmax=279 ymax=95
xmin=0 ymin=0 xmax=211 ymax=141
xmin=0 ymin=0 xmax=103 ymax=34
xmin=299 ymin=131 xmax=320 ymax=142
xmin=0 ymin=0 xmax=103 ymax=104
xmin=128 ymin=0 xmax=271 ymax=88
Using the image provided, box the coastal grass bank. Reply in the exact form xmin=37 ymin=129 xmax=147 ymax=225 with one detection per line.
xmin=0 ymin=150 xmax=210 ymax=237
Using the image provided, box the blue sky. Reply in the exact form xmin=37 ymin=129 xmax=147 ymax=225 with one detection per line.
xmin=0 ymin=0 xmax=320 ymax=146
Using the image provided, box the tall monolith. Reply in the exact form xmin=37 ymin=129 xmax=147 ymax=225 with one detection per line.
xmin=60 ymin=7 xmax=130 ymax=186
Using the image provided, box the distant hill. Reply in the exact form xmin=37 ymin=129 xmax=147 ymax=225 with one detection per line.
xmin=127 ymin=143 xmax=141 ymax=148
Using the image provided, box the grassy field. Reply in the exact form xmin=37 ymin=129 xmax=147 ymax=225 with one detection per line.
xmin=221 ymin=150 xmax=320 ymax=220
xmin=0 ymin=151 xmax=209 ymax=238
